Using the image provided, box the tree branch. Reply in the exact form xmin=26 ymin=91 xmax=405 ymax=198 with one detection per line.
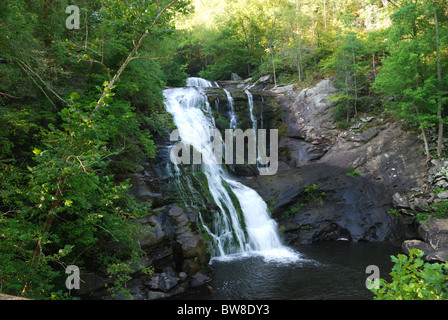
xmin=0 ymin=92 xmax=21 ymax=99
xmin=93 ymin=0 xmax=179 ymax=113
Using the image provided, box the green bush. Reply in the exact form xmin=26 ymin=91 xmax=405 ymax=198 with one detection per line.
xmin=370 ymin=249 xmax=448 ymax=300
xmin=346 ymin=166 xmax=360 ymax=177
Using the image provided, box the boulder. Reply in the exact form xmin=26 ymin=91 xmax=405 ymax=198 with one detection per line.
xmin=403 ymin=218 xmax=448 ymax=262
xmin=437 ymin=191 xmax=448 ymax=199
xmin=231 ymin=73 xmax=242 ymax=81
xmin=189 ymin=272 xmax=211 ymax=288
xmin=418 ymin=218 xmax=448 ymax=250
xmin=273 ymin=84 xmax=295 ymax=94
xmin=392 ymin=193 xmax=409 ymax=209
xmin=402 ymin=240 xmax=433 ymax=255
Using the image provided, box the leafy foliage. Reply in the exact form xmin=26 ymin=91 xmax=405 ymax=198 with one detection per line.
xmin=0 ymin=0 xmax=189 ymax=299
xmin=371 ymin=249 xmax=448 ymax=300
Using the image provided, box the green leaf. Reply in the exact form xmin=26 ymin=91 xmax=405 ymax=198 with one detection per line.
xmin=70 ymin=92 xmax=80 ymax=100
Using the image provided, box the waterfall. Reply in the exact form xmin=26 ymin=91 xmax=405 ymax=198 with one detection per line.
xmin=245 ymin=89 xmax=257 ymax=132
xmin=186 ymin=77 xmax=219 ymax=88
xmin=245 ymin=89 xmax=259 ymax=171
xmin=163 ymin=78 xmax=298 ymax=261
xmin=223 ymin=88 xmax=237 ymax=129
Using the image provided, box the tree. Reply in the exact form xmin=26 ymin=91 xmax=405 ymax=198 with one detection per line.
xmin=0 ymin=0 xmax=190 ymax=299
xmin=323 ymin=27 xmax=369 ymax=121
xmin=373 ymin=0 xmax=447 ymax=161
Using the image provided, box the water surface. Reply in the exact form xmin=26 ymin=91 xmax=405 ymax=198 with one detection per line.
xmin=184 ymin=241 xmax=400 ymax=300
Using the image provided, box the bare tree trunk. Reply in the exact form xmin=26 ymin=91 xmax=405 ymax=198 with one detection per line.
xmin=422 ymin=126 xmax=431 ymax=163
xmin=296 ymin=0 xmax=303 ymax=82
xmin=435 ymin=9 xmax=443 ymax=157
xmin=270 ymin=44 xmax=277 ymax=87
xmin=415 ymin=105 xmax=431 ymax=163
xmin=324 ymin=0 xmax=327 ymax=30
xmin=345 ymin=67 xmax=350 ymax=122
xmin=351 ymin=42 xmax=358 ymax=118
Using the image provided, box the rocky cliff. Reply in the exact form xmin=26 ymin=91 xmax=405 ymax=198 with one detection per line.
xmin=242 ymin=79 xmax=429 ymax=246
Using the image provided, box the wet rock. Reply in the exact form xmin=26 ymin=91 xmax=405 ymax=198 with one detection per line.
xmin=189 ymin=272 xmax=211 ymax=288
xmin=138 ymin=215 xmax=166 ymax=249
xmin=426 ymin=250 xmax=448 ymax=263
xmin=147 ymin=291 xmax=170 ymax=300
xmin=350 ymin=123 xmax=363 ymax=130
xmin=77 ymin=272 xmax=107 ymax=296
xmin=259 ymin=75 xmax=272 ymax=83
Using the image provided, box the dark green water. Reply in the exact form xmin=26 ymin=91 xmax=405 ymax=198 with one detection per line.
xmin=186 ymin=241 xmax=401 ymax=300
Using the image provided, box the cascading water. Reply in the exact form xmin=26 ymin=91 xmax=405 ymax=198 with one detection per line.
xmin=163 ymin=78 xmax=298 ymax=261
xmin=245 ymin=89 xmax=257 ymax=132
xmin=223 ymin=88 xmax=237 ymax=129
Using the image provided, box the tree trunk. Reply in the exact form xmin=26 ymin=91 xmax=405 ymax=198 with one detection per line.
xmin=323 ymin=0 xmax=327 ymax=30
xmin=296 ymin=0 xmax=303 ymax=82
xmin=351 ymin=42 xmax=358 ymax=118
xmin=421 ymin=126 xmax=431 ymax=163
xmin=435 ymin=9 xmax=443 ymax=157
xmin=270 ymin=44 xmax=277 ymax=87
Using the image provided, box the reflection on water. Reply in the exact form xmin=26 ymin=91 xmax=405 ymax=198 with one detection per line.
xmin=182 ymin=241 xmax=401 ymax=300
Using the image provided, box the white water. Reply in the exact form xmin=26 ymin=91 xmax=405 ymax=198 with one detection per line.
xmin=223 ymin=88 xmax=237 ymax=129
xmin=186 ymin=77 xmax=219 ymax=88
xmin=163 ymin=78 xmax=299 ymax=262
xmin=245 ymin=89 xmax=257 ymax=132
xmin=245 ymin=89 xmax=260 ymax=172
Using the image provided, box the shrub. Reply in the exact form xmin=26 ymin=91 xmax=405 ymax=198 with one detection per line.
xmin=370 ymin=249 xmax=448 ymax=300
xmin=346 ymin=166 xmax=360 ymax=177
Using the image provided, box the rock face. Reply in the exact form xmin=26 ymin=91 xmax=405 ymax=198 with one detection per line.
xmin=242 ymin=78 xmax=428 ymax=245
xmin=78 ymin=204 xmax=211 ymax=300
xmin=402 ymin=218 xmax=448 ymax=262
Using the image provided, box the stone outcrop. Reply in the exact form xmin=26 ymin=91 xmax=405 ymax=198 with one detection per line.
xmin=381 ymin=158 xmax=448 ymax=262
xmin=242 ymin=78 xmax=428 ymax=245
xmin=77 ymin=204 xmax=211 ymax=300
xmin=402 ymin=218 xmax=448 ymax=262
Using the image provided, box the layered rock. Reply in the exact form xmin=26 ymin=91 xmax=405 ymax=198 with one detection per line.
xmin=77 ymin=204 xmax=212 ymax=300
xmin=242 ymin=78 xmax=428 ymax=245
xmin=402 ymin=219 xmax=448 ymax=262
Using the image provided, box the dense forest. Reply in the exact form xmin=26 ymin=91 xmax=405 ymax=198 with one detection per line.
xmin=0 ymin=0 xmax=447 ymax=299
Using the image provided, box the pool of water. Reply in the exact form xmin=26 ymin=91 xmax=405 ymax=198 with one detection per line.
xmin=181 ymin=241 xmax=401 ymax=300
